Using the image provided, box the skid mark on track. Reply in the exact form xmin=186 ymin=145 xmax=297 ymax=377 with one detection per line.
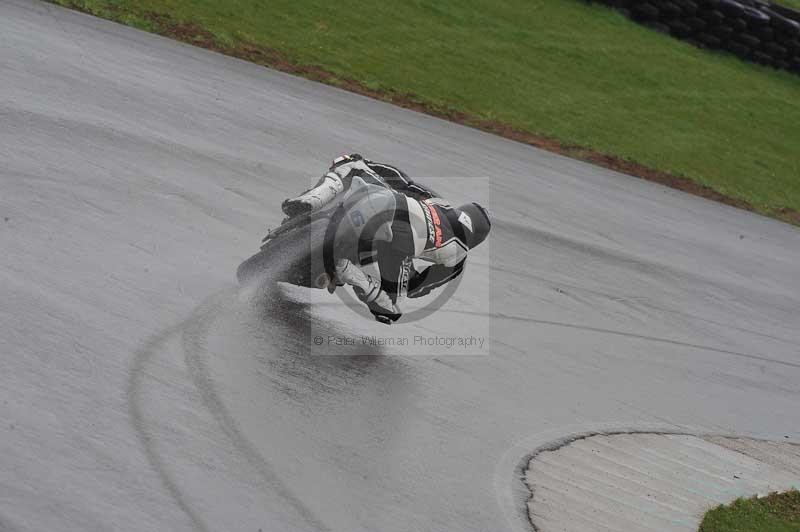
xmin=488 ymin=263 xmax=796 ymax=347
xmin=127 ymin=317 xmax=213 ymax=532
xmin=128 ymin=287 xmax=331 ymax=532
xmin=494 ymin=220 xmax=800 ymax=312
xmin=452 ymin=309 xmax=800 ymax=370
xmin=181 ymin=290 xmax=332 ymax=532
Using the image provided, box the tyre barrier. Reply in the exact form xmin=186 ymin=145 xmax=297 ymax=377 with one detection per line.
xmin=591 ymin=0 xmax=800 ymax=74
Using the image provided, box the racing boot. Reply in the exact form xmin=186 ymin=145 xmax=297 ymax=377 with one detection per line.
xmin=281 ymin=171 xmax=344 ymax=218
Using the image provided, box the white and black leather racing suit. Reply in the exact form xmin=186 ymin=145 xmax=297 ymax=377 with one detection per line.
xmin=326 ymin=155 xmax=470 ymax=322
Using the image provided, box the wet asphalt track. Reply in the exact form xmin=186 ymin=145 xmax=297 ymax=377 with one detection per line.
xmin=2 ymin=1 xmax=800 ymax=531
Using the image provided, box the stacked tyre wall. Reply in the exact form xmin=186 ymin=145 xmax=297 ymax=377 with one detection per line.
xmin=594 ymin=0 xmax=800 ymax=74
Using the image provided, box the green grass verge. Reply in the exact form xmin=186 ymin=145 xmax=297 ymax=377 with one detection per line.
xmin=699 ymin=490 xmax=800 ymax=532
xmin=52 ymin=0 xmax=800 ymax=224
xmin=778 ymin=1 xmax=800 ymax=11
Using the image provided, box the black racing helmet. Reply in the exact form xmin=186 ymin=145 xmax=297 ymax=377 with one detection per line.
xmin=456 ymin=202 xmax=491 ymax=249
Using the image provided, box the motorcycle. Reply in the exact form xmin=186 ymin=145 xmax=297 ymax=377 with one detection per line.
xmin=238 ymin=177 xmax=440 ymax=324
xmin=236 ymin=201 xmax=340 ymax=292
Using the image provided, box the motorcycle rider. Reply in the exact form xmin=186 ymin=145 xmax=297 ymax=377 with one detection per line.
xmin=282 ymin=154 xmax=491 ymax=323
